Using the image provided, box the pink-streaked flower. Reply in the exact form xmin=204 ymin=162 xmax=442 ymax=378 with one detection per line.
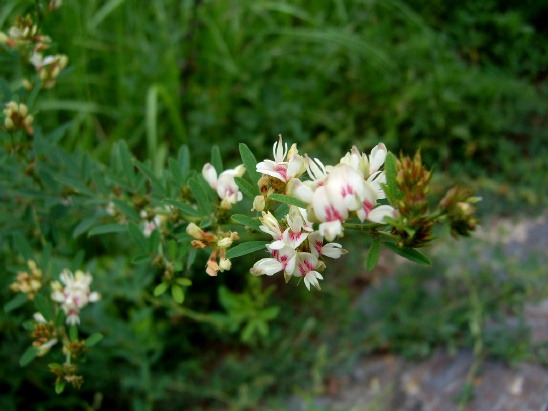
xmin=361 ymin=204 xmax=398 ymax=224
xmin=340 ymin=143 xmax=387 ymax=178
xmin=369 ymin=143 xmax=387 ymax=175
xmin=292 ymin=252 xmax=323 ymax=291
xmin=250 ymin=245 xmax=296 ymax=276
xmin=309 ymin=185 xmax=348 ymax=241
xmin=307 ymin=164 xmax=369 ymax=241
xmin=308 ymin=231 xmax=347 ymax=259
xmin=340 ymin=145 xmax=370 ymax=177
xmin=256 ymin=135 xmax=305 ymax=183
xmin=50 ymin=269 xmax=100 ymax=325
xmin=325 ymin=164 xmax=370 ymax=212
xmin=202 ymin=163 xmax=245 ymax=208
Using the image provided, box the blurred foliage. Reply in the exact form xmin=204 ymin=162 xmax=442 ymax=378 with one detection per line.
xmin=1 ymin=0 xmax=547 ymax=409
xmin=1 ymin=0 xmax=545 ymax=193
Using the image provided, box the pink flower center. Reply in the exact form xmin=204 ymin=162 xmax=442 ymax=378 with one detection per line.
xmin=314 ymin=241 xmax=323 ymax=254
xmin=289 ymin=231 xmax=301 ymax=241
xmin=298 ymin=259 xmax=315 ymax=276
xmin=362 ymin=200 xmax=373 ymax=216
xmin=340 ymin=184 xmax=354 ymax=197
xmin=275 ymin=164 xmax=288 ymax=180
xmin=324 ymin=205 xmax=342 ymax=221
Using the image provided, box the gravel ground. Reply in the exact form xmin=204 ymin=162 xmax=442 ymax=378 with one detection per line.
xmin=289 ymin=212 xmax=548 ymax=411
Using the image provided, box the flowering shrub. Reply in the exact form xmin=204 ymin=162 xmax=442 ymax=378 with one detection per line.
xmin=0 ymin=1 xmax=480 ymax=398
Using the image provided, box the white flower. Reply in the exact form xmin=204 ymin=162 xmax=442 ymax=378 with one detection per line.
xmin=340 ymin=145 xmax=370 ymax=177
xmin=308 ymin=231 xmax=347 ymax=259
xmin=202 ymin=163 xmax=245 ymax=208
xmin=259 ymin=211 xmax=283 ymax=240
xmin=293 ymin=252 xmax=323 ymax=291
xmin=256 ymin=135 xmax=305 ymax=182
xmin=250 ymin=245 xmax=296 ymax=276
xmin=369 ymin=143 xmax=387 ymax=175
xmin=340 ymin=143 xmax=387 ymax=179
xmin=50 ymin=269 xmax=100 ymax=325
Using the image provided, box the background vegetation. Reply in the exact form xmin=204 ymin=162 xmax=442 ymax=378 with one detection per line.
xmin=1 ymin=0 xmax=546 ymax=409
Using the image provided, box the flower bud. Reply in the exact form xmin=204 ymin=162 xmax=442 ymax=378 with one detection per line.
xmin=219 ymin=257 xmax=232 ymax=271
xmin=186 ymin=222 xmax=203 ymax=238
xmin=5 ymin=117 xmax=14 ymax=129
xmin=217 ymin=237 xmax=233 ymax=249
xmin=252 ymin=195 xmax=265 ymax=212
xmin=220 ymin=197 xmax=233 ymax=210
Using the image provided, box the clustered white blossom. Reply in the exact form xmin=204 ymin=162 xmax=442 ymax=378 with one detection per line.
xmin=0 ymin=14 xmax=68 ymax=89
xmin=250 ymin=206 xmax=346 ymax=290
xmin=247 ymin=136 xmax=397 ymax=290
xmin=289 ymin=140 xmax=397 ymax=241
xmin=194 ymin=136 xmax=397 ymax=290
xmin=50 ymin=269 xmax=100 ymax=325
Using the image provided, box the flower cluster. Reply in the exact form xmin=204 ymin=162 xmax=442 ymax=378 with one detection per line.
xmin=50 ymin=269 xmax=101 ymax=325
xmin=0 ymin=14 xmax=68 ymax=89
xmin=250 ymin=206 xmax=346 ymax=290
xmin=3 ymin=102 xmax=34 ymax=135
xmin=0 ymin=15 xmax=48 ymax=49
xmin=253 ymin=136 xmax=397 ymax=243
xmin=30 ymin=52 xmax=69 ymax=89
xmin=187 ymin=223 xmax=239 ymax=276
xmin=10 ymin=260 xmax=43 ymax=299
xmin=289 ymin=142 xmax=398 ymax=241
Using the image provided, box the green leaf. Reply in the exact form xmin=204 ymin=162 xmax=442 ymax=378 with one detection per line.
xmin=230 ymin=214 xmax=262 ymax=231
xmin=12 ymin=233 xmax=33 ymax=261
xmin=225 ymin=241 xmax=269 ymax=259
xmin=383 ymin=152 xmax=401 ymax=203
xmin=85 ymin=333 xmax=103 ymax=348
xmin=234 ymin=176 xmax=259 ymax=198
xmin=365 ymin=240 xmax=381 ymax=271
xmin=175 ymin=278 xmax=192 ymax=286
xmin=112 ymin=199 xmax=140 ymax=222
xmin=162 ymin=199 xmax=201 ymax=217
xmin=169 ymin=157 xmax=184 ymax=186
xmin=117 ymin=140 xmax=135 ymax=187
xmin=69 ymin=325 xmax=78 ymax=342
xmin=148 ymin=229 xmax=161 ymax=254
xmin=167 ymin=239 xmax=178 ymax=261
xmin=383 ymin=242 xmax=431 ymax=266
xmin=211 ymin=145 xmax=223 ymax=174
xmin=72 ymin=216 xmax=97 ymax=238
xmin=4 ymin=294 xmax=27 ymax=313
xmin=262 ymin=306 xmax=280 ymax=320
xmin=154 ymin=282 xmax=169 ymax=297
xmin=128 ymin=222 xmax=148 ymax=252
xmin=35 ymin=294 xmax=53 ymax=322
xmin=268 ymin=193 xmax=308 ymax=208
xmin=188 ymin=178 xmax=213 ymax=215
xmin=55 ymin=380 xmax=66 ymax=394
xmin=239 ymin=143 xmax=261 ymax=184
xmin=241 ymin=321 xmax=257 ymax=343
xmin=135 ymin=160 xmax=164 ymax=191
xmin=88 ymin=224 xmax=127 ymax=236
xmin=178 ymin=145 xmax=190 ymax=178
xmin=131 ymin=254 xmax=151 ymax=265
xmin=19 ymin=346 xmax=37 ymax=366
xmin=171 ymin=285 xmax=184 ymax=304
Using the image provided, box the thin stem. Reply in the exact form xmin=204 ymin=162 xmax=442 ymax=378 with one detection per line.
xmin=142 ymin=292 xmax=224 ymax=328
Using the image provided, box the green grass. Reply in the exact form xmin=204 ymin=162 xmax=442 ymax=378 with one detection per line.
xmin=1 ymin=0 xmax=547 ymax=409
xmin=2 ymin=0 xmax=543 ymax=193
